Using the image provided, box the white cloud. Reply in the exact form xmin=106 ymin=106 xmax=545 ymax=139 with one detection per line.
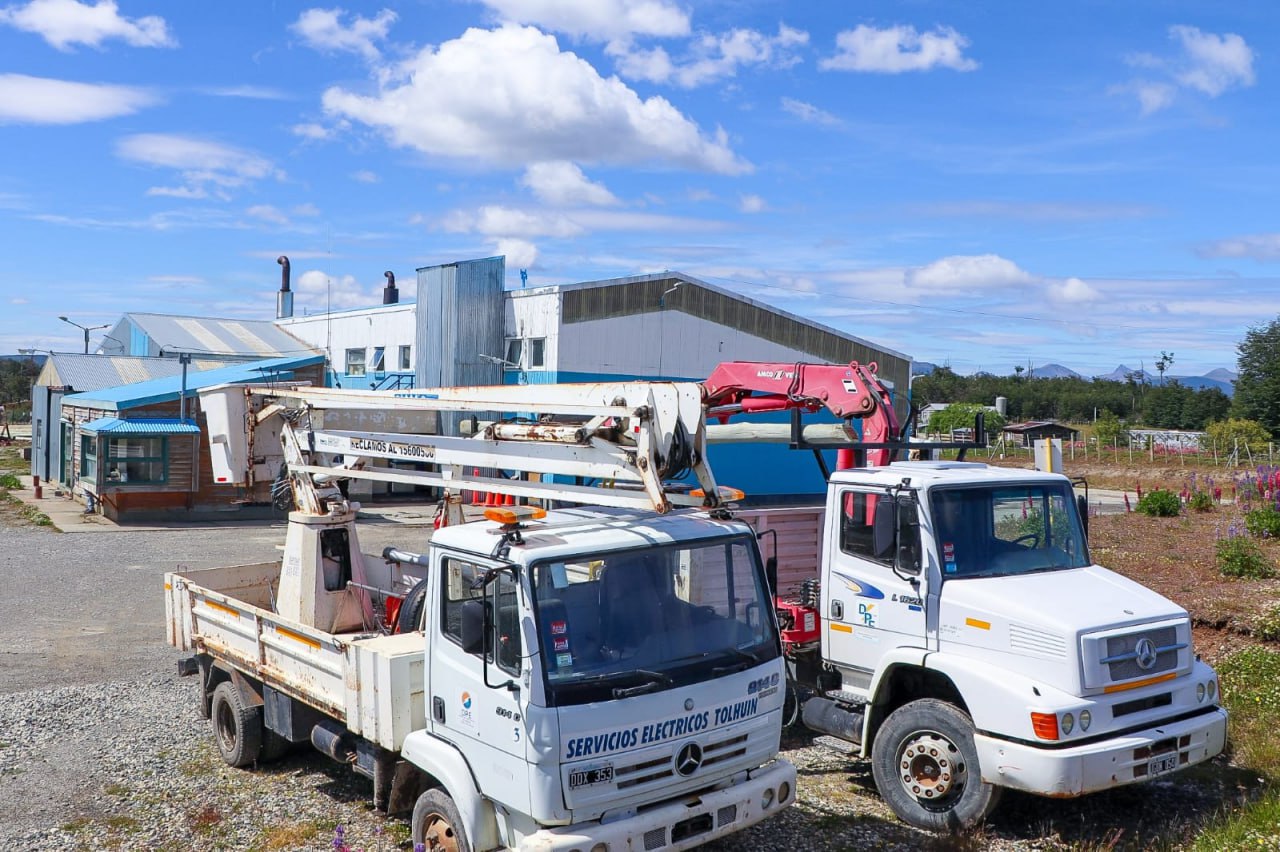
xmin=1048 ymin=276 xmax=1100 ymax=304
xmin=905 ymin=254 xmax=1033 ymax=292
xmin=475 ymin=0 xmax=689 ymax=42
xmin=1198 ymin=232 xmax=1280 ymax=262
xmin=0 ymin=73 xmax=156 ymax=124
xmin=293 ymin=203 xmax=321 ymax=217
xmin=781 ymin=97 xmax=840 ymax=126
xmin=202 ymin=85 xmax=289 ymax=100
xmin=0 ymin=0 xmax=174 ymax=50
xmin=739 ymin=193 xmax=766 ymax=213
xmin=443 ymin=205 xmax=585 ymax=239
xmin=495 ymin=237 xmax=538 ymax=269
xmin=351 ymin=169 xmax=379 ymax=183
xmin=146 ymin=185 xmax=207 ymax=199
xmin=291 ymin=7 xmax=396 ymax=61
xmin=116 ymin=133 xmax=283 ymax=199
xmin=521 ymin=161 xmax=618 ymax=206
xmin=294 ymin=269 xmax=378 ymax=309
xmin=821 ymin=24 xmax=978 ymax=73
xmin=292 ymin=122 xmax=334 ymax=140
xmin=611 ymin=24 xmax=808 ymax=87
xmin=247 ymin=204 xmax=290 ymax=225
xmin=1119 ymin=25 xmax=1254 ymax=114
xmin=322 ymin=25 xmax=749 ymax=174
xmin=11 ymin=296 xmax=28 ymax=304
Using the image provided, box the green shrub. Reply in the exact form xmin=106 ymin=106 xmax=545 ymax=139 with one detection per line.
xmin=1217 ymin=535 xmax=1276 ymax=579
xmin=0 ymin=473 xmax=20 ymax=490
xmin=1187 ymin=491 xmax=1215 ymax=512
xmin=1136 ymin=489 xmax=1181 ymax=517
xmin=1258 ymin=602 xmax=1280 ymax=642
xmin=1246 ymin=504 xmax=1280 ymax=538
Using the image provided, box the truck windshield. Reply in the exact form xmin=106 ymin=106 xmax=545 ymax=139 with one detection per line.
xmin=931 ymin=483 xmax=1089 ymax=579
xmin=530 ymin=535 xmax=779 ymax=706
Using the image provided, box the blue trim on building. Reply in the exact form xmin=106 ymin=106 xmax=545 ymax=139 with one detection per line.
xmin=64 ymin=354 xmax=326 ymax=411
xmin=81 ymin=417 xmax=200 ymax=435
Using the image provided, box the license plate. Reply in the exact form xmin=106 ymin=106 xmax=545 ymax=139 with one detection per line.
xmin=569 ymin=764 xmax=614 ymax=789
xmin=1147 ymin=754 xmax=1178 ymax=777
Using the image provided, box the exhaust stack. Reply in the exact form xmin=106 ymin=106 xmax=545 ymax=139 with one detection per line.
xmin=383 ymin=270 xmax=398 ymax=305
xmin=276 ymin=255 xmax=294 ymax=319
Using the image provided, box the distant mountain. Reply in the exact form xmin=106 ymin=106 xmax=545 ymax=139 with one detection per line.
xmin=0 ymin=354 xmax=45 ymax=367
xmin=1029 ymin=363 xmax=1082 ymax=379
xmin=1096 ymin=364 xmax=1152 ymax=382
xmin=912 ymin=361 xmax=938 ymax=376
xmin=1204 ymin=368 xmax=1238 ymax=382
xmin=1170 ymin=376 xmax=1234 ymax=396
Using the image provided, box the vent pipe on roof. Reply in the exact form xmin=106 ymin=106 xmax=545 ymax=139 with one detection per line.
xmin=276 ymin=255 xmax=294 ymax=319
xmin=383 ymin=270 xmax=398 ymax=305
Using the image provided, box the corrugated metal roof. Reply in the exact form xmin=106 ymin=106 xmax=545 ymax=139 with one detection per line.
xmin=125 ymin=313 xmax=316 ymax=358
xmin=36 ymin=354 xmax=226 ymax=392
xmin=81 ymin=417 xmax=201 ymax=435
xmin=63 ymin=354 xmax=325 ymax=411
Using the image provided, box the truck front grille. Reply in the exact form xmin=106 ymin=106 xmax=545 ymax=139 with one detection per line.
xmin=1103 ymin=626 xmax=1182 ymax=681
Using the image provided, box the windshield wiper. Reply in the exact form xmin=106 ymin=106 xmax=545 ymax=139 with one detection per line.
xmin=556 ymin=669 xmax=674 ymax=698
xmin=711 ymin=647 xmax=762 ymax=677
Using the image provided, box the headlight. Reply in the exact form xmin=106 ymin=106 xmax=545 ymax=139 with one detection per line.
xmin=778 ymin=780 xmax=792 ymax=803
xmin=1061 ymin=712 xmax=1074 ymax=735
xmin=1196 ymin=682 xmax=1206 ymax=702
xmin=761 ymin=788 xmax=775 ymax=809
xmin=1208 ymin=680 xmax=1217 ymax=701
xmin=1079 ymin=710 xmax=1091 ymax=731
xmin=590 ymin=844 xmax=610 ymax=852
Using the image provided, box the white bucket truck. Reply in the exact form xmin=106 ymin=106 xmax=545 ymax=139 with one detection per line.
xmin=165 ymin=381 xmax=795 ymax=851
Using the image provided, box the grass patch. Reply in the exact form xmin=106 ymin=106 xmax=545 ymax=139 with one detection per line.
xmin=104 ymin=782 xmax=129 ymax=796
xmin=1190 ymin=789 xmax=1280 ymax=852
xmin=187 ymin=804 xmax=223 ymax=833
xmin=1216 ymin=646 xmax=1280 ymax=778
xmin=60 ymin=818 xmax=93 ymax=833
xmin=105 ymin=814 xmax=139 ymax=831
xmin=253 ymin=820 xmax=328 ymax=850
xmin=0 ymin=473 xmax=20 ymax=489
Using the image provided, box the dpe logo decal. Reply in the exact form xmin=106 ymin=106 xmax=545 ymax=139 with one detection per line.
xmin=461 ymin=692 xmax=472 ymax=709
xmin=833 ymin=571 xmax=885 ymax=600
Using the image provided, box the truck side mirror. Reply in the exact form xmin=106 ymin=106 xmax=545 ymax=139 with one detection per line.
xmin=872 ymin=498 xmax=896 ymax=559
xmin=460 ymin=599 xmax=487 ymax=655
xmin=1076 ymin=494 xmax=1089 ymax=537
xmin=765 ymin=555 xmax=778 ymax=595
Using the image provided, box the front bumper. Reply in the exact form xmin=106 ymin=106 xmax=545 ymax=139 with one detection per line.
xmin=975 ymin=707 xmax=1227 ymax=797
xmin=518 ymin=759 xmax=796 ymax=852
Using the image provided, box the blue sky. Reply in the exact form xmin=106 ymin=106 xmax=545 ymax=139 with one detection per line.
xmin=1 ymin=1 xmax=1277 ymax=377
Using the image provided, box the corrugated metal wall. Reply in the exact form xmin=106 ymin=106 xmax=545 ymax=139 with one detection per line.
xmin=416 ymin=257 xmax=505 ymax=435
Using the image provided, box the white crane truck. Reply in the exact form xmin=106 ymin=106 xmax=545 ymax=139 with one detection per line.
xmin=701 ymin=361 xmax=1229 ymax=832
xmin=165 ymin=380 xmax=796 ymax=851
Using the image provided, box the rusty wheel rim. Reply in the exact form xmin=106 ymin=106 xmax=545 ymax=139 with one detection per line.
xmin=422 ymin=812 xmax=460 ymax=852
xmin=897 ymin=729 xmax=965 ymax=808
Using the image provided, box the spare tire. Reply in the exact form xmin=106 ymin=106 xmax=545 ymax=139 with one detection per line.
xmin=395 ymin=578 xmax=431 ymax=633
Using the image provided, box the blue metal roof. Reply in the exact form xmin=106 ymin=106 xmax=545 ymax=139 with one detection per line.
xmin=63 ymin=354 xmax=325 ymax=411
xmin=81 ymin=417 xmax=201 ymax=435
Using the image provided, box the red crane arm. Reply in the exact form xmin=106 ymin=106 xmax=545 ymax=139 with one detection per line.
xmin=699 ymin=360 xmax=901 ymax=467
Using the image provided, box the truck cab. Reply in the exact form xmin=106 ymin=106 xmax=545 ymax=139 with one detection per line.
xmin=800 ymin=460 xmax=1227 ymax=831
xmin=408 ymin=506 xmax=795 ymax=848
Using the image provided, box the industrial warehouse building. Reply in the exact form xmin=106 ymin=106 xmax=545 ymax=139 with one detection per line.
xmin=36 ymin=255 xmax=912 ymax=518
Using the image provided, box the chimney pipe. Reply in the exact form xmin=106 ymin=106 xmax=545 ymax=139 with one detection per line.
xmin=383 ymin=270 xmax=398 ymax=305
xmin=276 ymin=255 xmax=294 ymax=319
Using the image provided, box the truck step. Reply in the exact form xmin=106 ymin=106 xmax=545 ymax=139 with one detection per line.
xmin=823 ymin=689 xmax=866 ymax=705
xmin=814 ymin=735 xmax=859 ymax=756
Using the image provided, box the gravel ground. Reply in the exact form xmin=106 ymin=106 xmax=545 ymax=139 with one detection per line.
xmin=0 ymin=518 xmax=1247 ymax=851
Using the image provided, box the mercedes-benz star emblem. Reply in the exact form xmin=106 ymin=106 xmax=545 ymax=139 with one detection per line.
xmin=675 ymin=742 xmax=703 ymax=777
xmin=1134 ymin=637 xmax=1158 ymax=671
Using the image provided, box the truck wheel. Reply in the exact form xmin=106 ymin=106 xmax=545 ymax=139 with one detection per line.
xmin=870 ymin=698 xmax=1001 ymax=832
xmin=412 ymin=788 xmax=470 ymax=852
xmin=210 ymin=681 xmax=263 ymax=768
xmin=395 ymin=578 xmax=431 ymax=633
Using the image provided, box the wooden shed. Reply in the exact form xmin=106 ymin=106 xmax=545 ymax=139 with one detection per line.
xmin=1001 ymin=421 xmax=1080 ymax=448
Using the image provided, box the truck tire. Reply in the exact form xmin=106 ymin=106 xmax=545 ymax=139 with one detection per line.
xmin=870 ymin=698 xmax=1001 ymax=832
xmin=395 ymin=578 xmax=431 ymax=633
xmin=412 ymin=788 xmax=471 ymax=852
xmin=210 ymin=681 xmax=263 ymax=768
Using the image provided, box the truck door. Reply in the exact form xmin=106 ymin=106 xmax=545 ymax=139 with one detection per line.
xmin=429 ymin=552 xmax=531 ymax=814
xmin=821 ymin=488 xmax=926 ymax=690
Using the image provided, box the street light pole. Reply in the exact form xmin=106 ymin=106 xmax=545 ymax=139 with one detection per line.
xmin=58 ymin=316 xmax=110 ymax=354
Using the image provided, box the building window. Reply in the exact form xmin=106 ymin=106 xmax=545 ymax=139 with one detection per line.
xmin=346 ymin=348 xmax=366 ymax=377
xmin=399 ymin=345 xmax=412 ymax=370
xmin=80 ymin=435 xmax=97 ymax=481
xmin=371 ymin=346 xmax=386 ymax=373
xmin=105 ymin=436 xmax=167 ymax=484
xmin=527 ymin=338 xmax=546 ymax=369
xmin=503 ymin=338 xmax=523 ymax=370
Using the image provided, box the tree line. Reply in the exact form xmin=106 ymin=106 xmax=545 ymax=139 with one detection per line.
xmin=0 ymin=359 xmax=40 ymax=418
